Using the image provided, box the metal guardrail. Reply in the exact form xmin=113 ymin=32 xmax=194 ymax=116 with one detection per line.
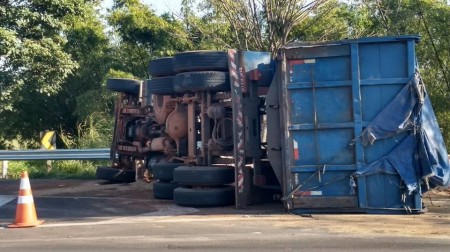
xmin=0 ymin=149 xmax=111 ymax=178
xmin=0 ymin=149 xmax=111 ymax=161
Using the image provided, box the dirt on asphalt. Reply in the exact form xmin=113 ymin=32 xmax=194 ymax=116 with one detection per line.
xmin=1 ymin=178 xmax=449 ymax=239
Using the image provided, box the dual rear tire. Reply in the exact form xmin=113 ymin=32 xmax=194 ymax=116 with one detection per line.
xmin=150 ymin=162 xmax=183 ymax=200
xmin=173 ymin=186 xmax=235 ymax=207
xmin=173 ymin=166 xmax=235 ymax=207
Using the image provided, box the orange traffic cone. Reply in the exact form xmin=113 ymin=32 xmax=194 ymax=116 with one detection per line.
xmin=8 ymin=171 xmax=44 ymax=228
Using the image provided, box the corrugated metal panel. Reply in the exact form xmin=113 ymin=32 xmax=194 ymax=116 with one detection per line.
xmin=278 ymin=36 xmax=421 ymax=213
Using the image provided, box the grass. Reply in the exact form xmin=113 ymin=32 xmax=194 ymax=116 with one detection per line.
xmin=4 ymin=160 xmax=111 ymax=179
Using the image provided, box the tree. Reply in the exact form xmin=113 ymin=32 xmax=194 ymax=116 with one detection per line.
xmin=209 ymin=0 xmax=328 ymax=56
xmin=60 ymin=3 xmax=117 ymax=148
xmin=179 ymin=0 xmax=234 ymax=50
xmin=108 ymin=0 xmax=191 ymax=79
xmin=290 ymin=0 xmax=375 ymax=42
xmin=0 ymin=0 xmax=92 ymax=148
xmin=0 ymin=0 xmax=91 ymax=99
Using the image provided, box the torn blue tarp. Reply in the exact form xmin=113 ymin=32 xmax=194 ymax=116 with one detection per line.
xmin=355 ymin=73 xmax=450 ymax=192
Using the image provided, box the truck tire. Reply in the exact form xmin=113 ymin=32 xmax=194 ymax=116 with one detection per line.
xmin=173 ymin=51 xmax=228 ymax=73
xmin=145 ymin=77 xmax=175 ymax=95
xmin=149 ymin=57 xmax=174 ymax=77
xmin=173 ymin=166 xmax=235 ymax=186
xmin=173 ymin=71 xmax=230 ymax=93
xmin=106 ymin=78 xmax=141 ymax=95
xmin=151 ymin=162 xmax=183 ymax=182
xmin=153 ymin=181 xmax=179 ymax=200
xmin=95 ymin=166 xmax=136 ymax=183
xmin=174 ymin=186 xmax=235 ymax=207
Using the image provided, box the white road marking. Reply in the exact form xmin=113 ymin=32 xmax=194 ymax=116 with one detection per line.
xmin=0 ymin=195 xmax=15 ymax=207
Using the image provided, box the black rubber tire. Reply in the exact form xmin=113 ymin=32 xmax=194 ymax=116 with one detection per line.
xmin=145 ymin=77 xmax=175 ymax=95
xmin=149 ymin=57 xmax=174 ymax=77
xmin=174 ymin=71 xmax=230 ymax=93
xmin=153 ymin=181 xmax=179 ymax=200
xmin=173 ymin=166 xmax=235 ymax=186
xmin=173 ymin=51 xmax=228 ymax=73
xmin=174 ymin=186 xmax=235 ymax=207
xmin=151 ymin=162 xmax=183 ymax=182
xmin=106 ymin=78 xmax=141 ymax=95
xmin=95 ymin=166 xmax=136 ymax=183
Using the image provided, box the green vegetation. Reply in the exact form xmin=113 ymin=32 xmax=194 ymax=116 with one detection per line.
xmin=6 ymin=160 xmax=110 ymax=179
xmin=1 ymin=0 xmax=449 ymax=178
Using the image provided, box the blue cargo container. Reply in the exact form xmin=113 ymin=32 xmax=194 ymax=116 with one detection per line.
xmin=266 ymin=36 xmax=450 ymax=213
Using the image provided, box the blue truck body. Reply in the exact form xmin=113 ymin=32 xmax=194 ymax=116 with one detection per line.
xmin=265 ymin=35 xmax=450 ymax=213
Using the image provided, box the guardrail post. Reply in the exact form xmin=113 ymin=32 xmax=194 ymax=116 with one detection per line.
xmin=1 ymin=160 xmax=8 ymax=178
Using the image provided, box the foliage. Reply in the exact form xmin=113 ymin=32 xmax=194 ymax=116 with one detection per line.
xmin=179 ymin=0 xmax=234 ymax=50
xmin=0 ymin=0 xmax=101 ymax=148
xmin=109 ymin=0 xmax=189 ymax=51
xmin=6 ymin=160 xmax=102 ymax=179
xmin=0 ymin=0 xmax=86 ymax=102
xmin=108 ymin=0 xmax=191 ymax=80
xmin=0 ymin=135 xmax=38 ymax=150
xmin=60 ymin=111 xmax=114 ymax=149
xmin=290 ymin=0 xmax=375 ymax=41
xmin=208 ymin=0 xmax=328 ymax=56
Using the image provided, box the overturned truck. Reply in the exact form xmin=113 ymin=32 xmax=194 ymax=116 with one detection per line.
xmin=97 ymin=35 xmax=450 ymax=214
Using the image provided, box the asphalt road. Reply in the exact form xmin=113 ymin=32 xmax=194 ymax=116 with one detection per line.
xmin=1 ymin=214 xmax=450 ymax=251
xmin=1 ymin=222 xmax=450 ymax=252
xmin=1 ymin=179 xmax=450 ymax=251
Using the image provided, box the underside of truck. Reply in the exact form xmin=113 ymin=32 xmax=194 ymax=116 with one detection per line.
xmin=97 ymin=50 xmax=279 ymax=208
